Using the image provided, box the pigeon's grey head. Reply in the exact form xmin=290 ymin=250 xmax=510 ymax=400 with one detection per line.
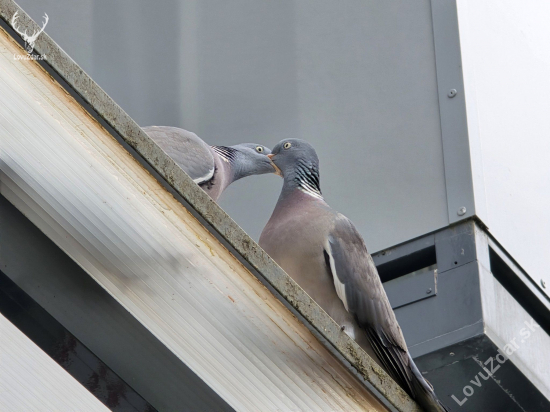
xmin=268 ymin=139 xmax=322 ymax=197
xmin=268 ymin=139 xmax=319 ymax=176
xmin=221 ymin=143 xmax=275 ymax=180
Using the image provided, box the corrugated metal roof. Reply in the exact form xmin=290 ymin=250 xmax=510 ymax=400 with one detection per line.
xmin=0 ymin=2 xmax=420 ymax=411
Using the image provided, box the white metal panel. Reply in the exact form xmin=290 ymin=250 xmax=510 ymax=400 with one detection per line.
xmin=0 ymin=28 xmax=386 ymax=412
xmin=457 ymin=0 xmax=550 ymax=295
xmin=0 ymin=313 xmax=110 ymax=412
xmin=479 ymin=264 xmax=550 ymax=399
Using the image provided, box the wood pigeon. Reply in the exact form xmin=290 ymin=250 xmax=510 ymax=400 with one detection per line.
xmin=260 ymin=139 xmax=449 ymax=412
xmin=143 ymin=126 xmax=274 ymax=201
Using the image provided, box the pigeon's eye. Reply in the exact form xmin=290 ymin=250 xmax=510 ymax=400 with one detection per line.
xmin=283 ymin=142 xmax=292 ymax=149
xmin=256 ymin=146 xmax=264 ymax=153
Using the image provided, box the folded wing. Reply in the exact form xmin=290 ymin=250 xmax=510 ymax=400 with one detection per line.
xmin=143 ymin=126 xmax=215 ymax=185
xmin=326 ymin=214 xmax=414 ymax=395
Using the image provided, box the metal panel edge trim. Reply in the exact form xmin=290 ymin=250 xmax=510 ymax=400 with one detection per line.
xmin=430 ymin=0 xmax=476 ymax=224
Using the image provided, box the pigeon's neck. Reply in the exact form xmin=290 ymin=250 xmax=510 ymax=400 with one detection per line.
xmin=282 ymin=159 xmax=323 ymax=200
xmin=211 ymin=145 xmax=243 ymax=183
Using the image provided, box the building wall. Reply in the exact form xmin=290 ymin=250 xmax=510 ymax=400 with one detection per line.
xmin=457 ymin=0 xmax=550 ymax=295
xmin=16 ymin=0 xmax=450 ymax=251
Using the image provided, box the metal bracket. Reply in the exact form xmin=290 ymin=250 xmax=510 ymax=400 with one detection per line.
xmin=384 ymin=265 xmax=437 ymax=309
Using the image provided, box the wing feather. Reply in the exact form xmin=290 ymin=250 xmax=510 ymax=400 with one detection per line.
xmin=143 ymin=126 xmax=215 ymax=184
xmin=326 ymin=214 xmax=415 ymax=396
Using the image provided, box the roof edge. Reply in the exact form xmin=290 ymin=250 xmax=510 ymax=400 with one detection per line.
xmin=0 ymin=1 xmax=420 ymax=410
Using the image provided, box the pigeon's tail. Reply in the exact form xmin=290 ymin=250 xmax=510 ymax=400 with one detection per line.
xmin=408 ymin=354 xmax=451 ymax=412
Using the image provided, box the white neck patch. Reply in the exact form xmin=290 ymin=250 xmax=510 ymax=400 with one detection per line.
xmin=298 ymin=185 xmax=323 ymax=199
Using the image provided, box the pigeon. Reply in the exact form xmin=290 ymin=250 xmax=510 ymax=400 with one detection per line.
xmin=143 ymin=126 xmax=274 ymax=201
xmin=260 ymin=139 xmax=449 ymax=412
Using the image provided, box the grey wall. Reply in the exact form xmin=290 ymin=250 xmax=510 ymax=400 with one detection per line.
xmin=13 ymin=0 xmax=94 ymax=70
xmin=17 ymin=0 xmax=449 ymax=251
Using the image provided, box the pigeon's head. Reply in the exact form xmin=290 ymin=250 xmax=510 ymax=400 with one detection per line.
xmin=227 ymin=143 xmax=276 ymax=179
xmin=268 ymin=139 xmax=320 ymax=178
xmin=268 ymin=139 xmax=322 ymax=197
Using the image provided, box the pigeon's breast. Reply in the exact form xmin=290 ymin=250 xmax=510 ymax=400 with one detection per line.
xmin=260 ymin=199 xmax=336 ymax=306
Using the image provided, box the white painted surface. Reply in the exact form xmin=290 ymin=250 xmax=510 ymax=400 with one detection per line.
xmin=457 ymin=0 xmax=550 ymax=295
xmin=0 ymin=313 xmax=110 ymax=412
xmin=0 ymin=28 xmax=386 ymax=412
xmin=479 ymin=264 xmax=550 ymax=399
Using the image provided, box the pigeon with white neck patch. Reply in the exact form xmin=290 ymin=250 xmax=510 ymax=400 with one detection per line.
xmin=143 ymin=126 xmax=274 ymax=201
xmin=260 ymin=138 xmax=449 ymax=412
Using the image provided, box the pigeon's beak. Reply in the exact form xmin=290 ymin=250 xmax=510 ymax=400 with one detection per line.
xmin=267 ymin=154 xmax=282 ymax=177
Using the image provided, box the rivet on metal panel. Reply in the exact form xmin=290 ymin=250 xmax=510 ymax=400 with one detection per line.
xmin=447 ymin=89 xmax=457 ymax=98
xmin=426 ymin=288 xmax=432 ymax=294
xmin=542 ymin=280 xmax=547 ymax=289
xmin=457 ymin=207 xmax=467 ymax=216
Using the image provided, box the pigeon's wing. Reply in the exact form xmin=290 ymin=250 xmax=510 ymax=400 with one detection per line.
xmin=325 ymin=214 xmax=414 ymax=395
xmin=326 ymin=214 xmax=449 ymax=411
xmin=143 ymin=126 xmax=215 ymax=185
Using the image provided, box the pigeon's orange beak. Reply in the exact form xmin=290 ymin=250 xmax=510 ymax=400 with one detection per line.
xmin=267 ymin=154 xmax=282 ymax=176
